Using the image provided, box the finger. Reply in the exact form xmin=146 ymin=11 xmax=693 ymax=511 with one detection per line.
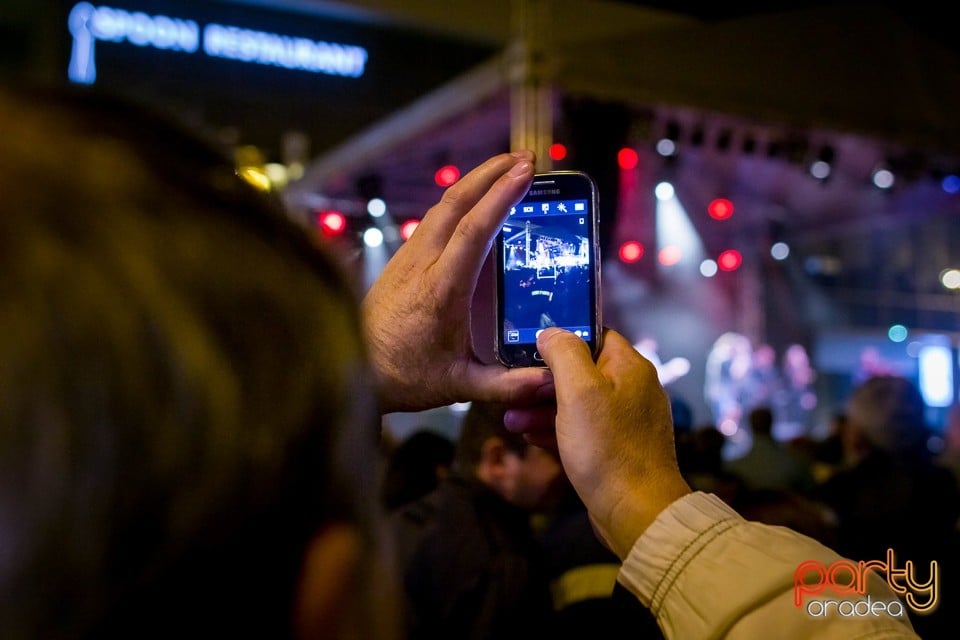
xmin=412 ymin=151 xmax=534 ymax=255
xmin=434 ymin=156 xmax=535 ymax=282
xmin=503 ymin=403 xmax=557 ymax=434
xmin=460 ymin=361 xmax=554 ymax=406
xmin=536 ymin=328 xmax=603 ymax=396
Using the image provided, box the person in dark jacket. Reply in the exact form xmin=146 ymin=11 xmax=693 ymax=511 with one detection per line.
xmin=390 ymin=401 xmax=565 ymax=640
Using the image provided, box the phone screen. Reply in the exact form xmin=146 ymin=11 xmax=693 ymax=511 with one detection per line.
xmin=495 ymin=171 xmax=602 ymax=367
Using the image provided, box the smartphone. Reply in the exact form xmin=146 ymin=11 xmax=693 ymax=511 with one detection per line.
xmin=495 ymin=171 xmax=602 ymax=367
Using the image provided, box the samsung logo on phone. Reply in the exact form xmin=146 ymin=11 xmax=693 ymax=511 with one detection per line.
xmin=528 ymin=189 xmax=560 ymax=195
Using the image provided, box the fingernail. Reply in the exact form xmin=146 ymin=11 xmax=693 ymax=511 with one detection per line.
xmin=509 ymin=161 xmax=532 ymax=178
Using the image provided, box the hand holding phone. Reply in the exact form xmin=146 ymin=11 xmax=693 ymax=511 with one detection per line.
xmin=495 ymin=171 xmax=603 ymax=367
xmin=364 ymin=151 xmax=553 ymax=413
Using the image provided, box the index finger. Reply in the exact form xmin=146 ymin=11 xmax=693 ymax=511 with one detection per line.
xmin=412 ymin=151 xmax=535 ymax=256
xmin=433 ymin=154 xmax=535 ymax=278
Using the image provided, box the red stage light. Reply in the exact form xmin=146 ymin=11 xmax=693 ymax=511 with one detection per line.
xmin=618 ymin=147 xmax=639 ymax=171
xmin=435 ymin=164 xmax=460 ymax=187
xmin=708 ymin=198 xmax=734 ymax=220
xmin=318 ymin=210 xmax=347 ymax=236
xmin=718 ymin=249 xmax=742 ymax=271
xmin=618 ymin=240 xmax=644 ymax=263
xmin=549 ymin=143 xmax=567 ymax=161
xmin=399 ymin=219 xmax=420 ymax=241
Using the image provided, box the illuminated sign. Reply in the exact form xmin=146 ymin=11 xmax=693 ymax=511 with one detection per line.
xmin=67 ymin=2 xmax=368 ymax=85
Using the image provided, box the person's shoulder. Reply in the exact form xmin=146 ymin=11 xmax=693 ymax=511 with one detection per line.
xmin=391 ymin=482 xmax=470 ymax=568
xmin=393 ymin=487 xmax=442 ymax=525
xmin=394 ymin=477 xmax=483 ymax=535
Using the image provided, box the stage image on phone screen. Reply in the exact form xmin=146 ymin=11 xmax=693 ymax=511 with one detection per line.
xmin=499 ymin=197 xmax=594 ymax=346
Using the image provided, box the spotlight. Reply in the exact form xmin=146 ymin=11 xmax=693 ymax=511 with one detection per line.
xmin=618 ymin=147 xmax=639 ymax=170
xmin=770 ymin=242 xmax=790 ymax=260
xmin=707 ymin=198 xmax=734 ymax=221
xmin=941 ymin=173 xmax=960 ymax=194
xmin=871 ymin=164 xmax=895 ymax=189
xmin=399 ymin=219 xmax=420 ymax=241
xmin=618 ymin=240 xmax=644 ymax=263
xmin=809 ymin=145 xmax=835 ymax=181
xmin=656 ymin=138 xmax=677 ymax=157
xmin=363 ymin=227 xmax=384 ymax=248
xmin=940 ymin=268 xmax=960 ymax=289
xmin=435 ymin=164 xmax=460 ymax=187
xmin=317 ymin=210 xmax=347 ymax=237
xmin=887 ymin=324 xmax=908 ymax=343
xmin=656 ymin=120 xmax=681 ymax=157
xmin=919 ymin=341 xmax=954 ymax=407
xmin=717 ymin=249 xmax=742 ymax=271
xmin=810 ymin=160 xmax=831 ymax=180
xmin=654 ymin=182 xmax=675 ymax=200
xmin=367 ymin=198 xmax=387 ymax=218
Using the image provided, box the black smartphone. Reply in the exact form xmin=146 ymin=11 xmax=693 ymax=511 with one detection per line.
xmin=495 ymin=171 xmax=602 ymax=367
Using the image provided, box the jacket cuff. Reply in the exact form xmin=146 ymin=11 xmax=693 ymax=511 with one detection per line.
xmin=617 ymin=491 xmax=742 ymax=607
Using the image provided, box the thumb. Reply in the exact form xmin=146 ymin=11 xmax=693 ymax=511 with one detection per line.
xmin=536 ymin=328 xmax=599 ymax=392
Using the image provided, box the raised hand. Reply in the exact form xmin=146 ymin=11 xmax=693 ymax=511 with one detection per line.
xmin=363 ymin=151 xmax=555 ymax=414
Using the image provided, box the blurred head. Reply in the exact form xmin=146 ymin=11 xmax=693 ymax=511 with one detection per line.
xmin=748 ymin=406 xmax=775 ymax=437
xmin=844 ymin=375 xmax=930 ymax=462
xmin=0 ymin=86 xmax=397 ymax=639
xmin=455 ymin=401 xmax=564 ymax=511
xmin=752 ymin=343 xmax=776 ymax=369
xmin=381 ymin=430 xmax=455 ymax=511
xmin=689 ymin=425 xmax=727 ymax=473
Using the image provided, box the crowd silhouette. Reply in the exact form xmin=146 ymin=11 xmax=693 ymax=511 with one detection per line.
xmin=384 ymin=346 xmax=960 ymax=638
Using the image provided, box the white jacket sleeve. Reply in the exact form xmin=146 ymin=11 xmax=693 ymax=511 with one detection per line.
xmin=617 ymin=492 xmax=921 ymax=640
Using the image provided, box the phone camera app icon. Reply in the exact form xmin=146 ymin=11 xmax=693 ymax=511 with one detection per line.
xmin=507 ymin=330 xmax=520 ymax=343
